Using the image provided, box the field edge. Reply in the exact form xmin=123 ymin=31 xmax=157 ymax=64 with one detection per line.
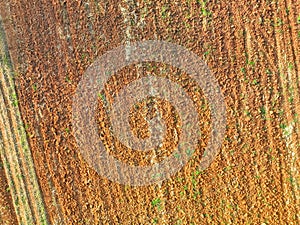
xmin=0 ymin=16 xmax=49 ymax=225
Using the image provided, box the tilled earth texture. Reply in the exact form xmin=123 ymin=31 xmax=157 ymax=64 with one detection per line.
xmin=0 ymin=0 xmax=300 ymax=224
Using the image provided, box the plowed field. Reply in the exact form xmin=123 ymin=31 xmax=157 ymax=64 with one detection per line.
xmin=0 ymin=0 xmax=299 ymax=224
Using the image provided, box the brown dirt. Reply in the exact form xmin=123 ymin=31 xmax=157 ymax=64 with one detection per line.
xmin=0 ymin=158 xmax=18 ymax=225
xmin=0 ymin=0 xmax=299 ymax=224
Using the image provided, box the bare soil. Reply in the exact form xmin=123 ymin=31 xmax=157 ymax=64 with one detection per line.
xmin=0 ymin=0 xmax=299 ymax=224
xmin=0 ymin=158 xmax=17 ymax=225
